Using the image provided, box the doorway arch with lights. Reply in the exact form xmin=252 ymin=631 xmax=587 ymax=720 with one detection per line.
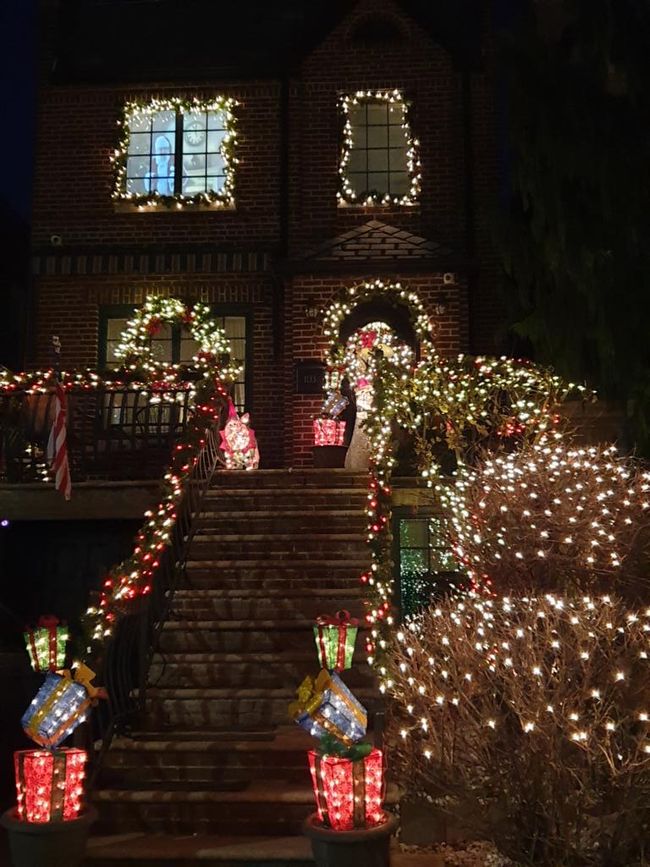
xmin=321 ymin=280 xmax=435 ymax=470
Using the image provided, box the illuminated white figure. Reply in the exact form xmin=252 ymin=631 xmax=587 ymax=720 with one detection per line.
xmin=144 ymin=135 xmax=175 ymax=195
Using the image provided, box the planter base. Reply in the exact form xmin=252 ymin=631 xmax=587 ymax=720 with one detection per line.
xmin=1 ymin=807 xmax=96 ymax=867
xmin=303 ymin=811 xmax=398 ymax=867
xmin=313 ymin=445 xmax=348 ymax=468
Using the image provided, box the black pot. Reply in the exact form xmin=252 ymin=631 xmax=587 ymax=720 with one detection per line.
xmin=303 ymin=811 xmax=398 ymax=867
xmin=313 ymin=445 xmax=348 ymax=468
xmin=1 ymin=807 xmax=96 ymax=867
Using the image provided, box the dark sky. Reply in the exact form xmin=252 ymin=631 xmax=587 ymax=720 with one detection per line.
xmin=1 ymin=0 xmax=37 ymax=222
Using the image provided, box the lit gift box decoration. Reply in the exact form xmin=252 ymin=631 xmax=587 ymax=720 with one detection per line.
xmin=14 ymin=748 xmax=86 ymax=823
xmin=289 ymin=670 xmax=367 ymax=745
xmin=313 ymin=418 xmax=346 ymax=447
xmin=314 ymin=610 xmax=358 ymax=672
xmin=308 ymin=747 xmax=385 ymax=831
xmin=321 ymin=391 xmax=349 ymax=419
xmin=23 ymin=615 xmax=69 ymax=673
xmin=21 ymin=664 xmax=99 ymax=749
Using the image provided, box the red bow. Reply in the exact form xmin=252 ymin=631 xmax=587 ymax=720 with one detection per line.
xmin=316 ymin=610 xmax=359 ymax=628
xmin=37 ymin=615 xmax=60 ymax=629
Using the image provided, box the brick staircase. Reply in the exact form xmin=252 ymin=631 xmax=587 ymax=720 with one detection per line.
xmin=86 ymin=469 xmax=380 ymax=866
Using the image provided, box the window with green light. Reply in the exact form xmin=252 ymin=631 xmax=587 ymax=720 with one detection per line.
xmin=397 ymin=516 xmax=460 ymax=618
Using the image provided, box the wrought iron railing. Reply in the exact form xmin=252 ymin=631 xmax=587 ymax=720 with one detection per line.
xmin=89 ymin=406 xmax=225 ymax=781
xmin=0 ymin=386 xmax=193 ymax=482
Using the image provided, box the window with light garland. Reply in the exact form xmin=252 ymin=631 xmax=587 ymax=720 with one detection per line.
xmin=100 ymin=305 xmax=248 ymax=411
xmin=396 ymin=514 xmax=461 ymax=618
xmin=339 ymin=90 xmax=421 ymax=206
xmin=112 ymin=97 xmax=238 ymax=208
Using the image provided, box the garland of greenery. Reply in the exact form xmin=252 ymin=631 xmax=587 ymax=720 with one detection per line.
xmin=112 ymin=96 xmax=238 ymax=209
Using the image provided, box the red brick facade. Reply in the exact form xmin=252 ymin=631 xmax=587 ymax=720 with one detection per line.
xmin=30 ymin=0 xmax=500 ymax=468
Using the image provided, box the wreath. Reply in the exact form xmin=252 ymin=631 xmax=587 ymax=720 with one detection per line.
xmin=114 ymin=295 xmax=240 ymax=382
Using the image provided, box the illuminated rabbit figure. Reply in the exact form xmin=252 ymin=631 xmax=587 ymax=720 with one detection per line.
xmin=219 ymin=399 xmax=260 ymax=470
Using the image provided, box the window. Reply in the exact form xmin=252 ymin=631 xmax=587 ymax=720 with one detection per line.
xmin=101 ymin=308 xmax=249 ymax=412
xmin=113 ymin=97 xmax=237 ymax=207
xmin=339 ymin=91 xmax=420 ymax=206
xmin=396 ymin=515 xmax=460 ymax=618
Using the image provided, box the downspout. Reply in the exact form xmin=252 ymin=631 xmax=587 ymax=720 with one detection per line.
xmin=461 ymin=65 xmax=477 ymax=354
xmin=273 ymin=72 xmax=290 ymax=361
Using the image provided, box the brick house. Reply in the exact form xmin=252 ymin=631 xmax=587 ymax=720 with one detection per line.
xmin=30 ymin=0 xmax=500 ymax=468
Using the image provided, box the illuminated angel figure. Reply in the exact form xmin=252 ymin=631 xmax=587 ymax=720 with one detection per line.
xmin=219 ymin=399 xmax=259 ymax=470
xmin=343 ymin=322 xmax=412 ymax=470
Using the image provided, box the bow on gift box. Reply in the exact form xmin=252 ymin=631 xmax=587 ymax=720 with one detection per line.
xmin=314 ymin=610 xmax=359 ymax=672
xmin=59 ymin=664 xmax=106 ymax=703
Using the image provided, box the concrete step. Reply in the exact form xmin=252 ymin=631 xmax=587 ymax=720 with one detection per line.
xmin=210 ymin=470 xmax=366 ymax=490
xmin=202 ymin=490 xmax=367 ymax=510
xmin=158 ymin=620 xmax=317 ymax=654
xmin=195 ymin=511 xmax=367 ymax=535
xmin=85 ymin=832 xmax=315 ymax=866
xmin=100 ymin=730 xmax=314 ymax=787
xmin=183 ymin=561 xmax=368 ymax=591
xmin=142 ymin=686 xmax=379 ymax=731
xmin=148 ymin=651 xmax=374 ymax=689
xmin=188 ymin=535 xmax=367 ymax=560
xmin=92 ymin=782 xmax=316 ymax=836
xmin=167 ymin=589 xmax=364 ymax=621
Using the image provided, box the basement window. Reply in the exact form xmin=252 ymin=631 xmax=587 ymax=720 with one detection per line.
xmin=112 ymin=97 xmax=237 ymax=209
xmin=396 ymin=515 xmax=461 ymax=618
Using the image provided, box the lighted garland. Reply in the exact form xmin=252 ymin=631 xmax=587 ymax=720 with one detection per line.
xmin=338 ymin=90 xmax=421 ymax=207
xmin=323 ymin=280 xmax=435 ymax=361
xmin=320 ymin=280 xmax=588 ymax=678
xmin=113 ymin=295 xmax=242 ymax=382
xmin=112 ymin=96 xmax=238 ymax=209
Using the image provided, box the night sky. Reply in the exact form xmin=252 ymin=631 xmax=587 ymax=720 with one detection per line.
xmin=1 ymin=0 xmax=37 ymax=222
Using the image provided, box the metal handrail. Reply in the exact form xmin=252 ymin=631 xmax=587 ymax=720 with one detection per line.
xmin=88 ymin=403 xmax=225 ymax=783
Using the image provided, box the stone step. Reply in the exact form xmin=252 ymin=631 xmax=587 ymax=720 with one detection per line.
xmin=195 ymin=512 xmax=367 ymax=535
xmin=202 ymin=490 xmax=367 ymax=510
xmin=189 ymin=535 xmax=367 ymax=560
xmin=142 ymin=686 xmax=379 ymax=731
xmin=157 ymin=618 xmax=369 ymax=654
xmin=183 ymin=561 xmax=368 ymax=591
xmin=100 ymin=729 xmax=314 ymax=787
xmin=168 ymin=590 xmax=364 ymax=621
xmin=148 ymin=651 xmax=374 ymax=689
xmin=210 ymin=470 xmax=366 ymax=489
xmin=85 ymin=832 xmax=315 ymax=865
xmin=92 ymin=782 xmax=316 ymax=836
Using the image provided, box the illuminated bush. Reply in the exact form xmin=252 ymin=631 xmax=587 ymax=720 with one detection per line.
xmin=441 ymin=439 xmax=650 ymax=601
xmin=387 ymin=595 xmax=650 ymax=866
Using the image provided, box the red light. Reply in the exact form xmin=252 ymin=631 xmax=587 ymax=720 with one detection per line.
xmin=14 ymin=749 xmax=86 ymax=823
xmin=308 ymin=748 xmax=385 ymax=831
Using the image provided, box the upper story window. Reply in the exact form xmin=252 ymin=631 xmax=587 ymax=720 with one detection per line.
xmin=338 ymin=89 xmax=420 ymax=207
xmin=112 ymin=97 xmax=238 ymax=209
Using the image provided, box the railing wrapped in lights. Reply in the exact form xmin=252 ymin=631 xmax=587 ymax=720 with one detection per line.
xmin=78 ymin=379 xmax=231 ymax=780
xmin=0 ymin=369 xmax=195 ymax=483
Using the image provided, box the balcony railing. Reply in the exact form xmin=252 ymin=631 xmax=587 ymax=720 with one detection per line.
xmin=0 ymin=385 xmax=194 ymax=482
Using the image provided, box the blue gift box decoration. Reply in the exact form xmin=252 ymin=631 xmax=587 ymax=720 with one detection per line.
xmin=289 ymin=669 xmax=367 ymax=746
xmin=21 ymin=668 xmax=94 ymax=749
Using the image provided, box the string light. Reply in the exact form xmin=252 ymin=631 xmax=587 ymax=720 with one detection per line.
xmin=112 ymin=96 xmax=238 ymax=209
xmin=338 ymin=90 xmax=421 ymax=207
xmin=308 ymin=747 xmax=385 ymax=831
xmin=14 ymin=748 xmax=86 ymax=823
xmin=313 ymin=418 xmax=347 ymax=447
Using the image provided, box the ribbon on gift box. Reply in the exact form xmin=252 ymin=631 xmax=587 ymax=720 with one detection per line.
xmin=24 ymin=664 xmax=102 ymax=748
xmin=289 ymin=670 xmax=367 ymax=746
xmin=314 ymin=610 xmax=359 ymax=671
xmin=24 ymin=615 xmax=68 ymax=673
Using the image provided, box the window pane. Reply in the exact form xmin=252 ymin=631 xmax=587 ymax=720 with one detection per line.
xmin=347 ymin=149 xmax=367 ymax=173
xmin=367 ymin=102 xmax=388 ymax=125
xmin=389 ymin=172 xmax=409 ymax=194
xmin=388 ymin=102 xmax=405 ymax=124
xmin=206 ymin=177 xmax=225 ymax=193
xmin=107 ymin=318 xmax=130 ymax=340
xmin=207 ymin=109 xmax=227 ymax=130
xmin=367 ymin=126 xmax=388 ymax=148
xmin=347 ymin=173 xmax=368 ymax=196
xmin=400 ymin=548 xmax=428 ymax=577
xmin=389 ymin=124 xmax=408 ymax=147
xmin=152 ymin=110 xmax=176 ymax=133
xmin=206 ymin=153 xmax=225 ymax=175
xmin=179 ymin=336 xmax=200 ymax=362
xmin=348 ymin=105 xmax=366 ymax=126
xmin=368 ymin=150 xmax=389 ymax=171
xmin=400 ymin=519 xmax=428 ymax=548
xmin=224 ymin=317 xmax=246 ymax=341
xmin=207 ymin=130 xmax=225 ymax=153
xmin=352 ymin=125 xmax=367 ymax=148
xmin=389 ymin=147 xmax=408 ymax=172
xmin=367 ymin=172 xmax=388 ymax=193
xmin=128 ymin=132 xmax=151 ymax=156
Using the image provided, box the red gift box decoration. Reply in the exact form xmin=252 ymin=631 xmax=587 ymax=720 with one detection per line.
xmin=313 ymin=418 xmax=346 ymax=447
xmin=308 ymin=747 xmax=385 ymax=831
xmin=14 ymin=748 xmax=87 ymax=823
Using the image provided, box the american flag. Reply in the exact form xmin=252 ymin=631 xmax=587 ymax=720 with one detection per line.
xmin=47 ymin=382 xmax=72 ymax=501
